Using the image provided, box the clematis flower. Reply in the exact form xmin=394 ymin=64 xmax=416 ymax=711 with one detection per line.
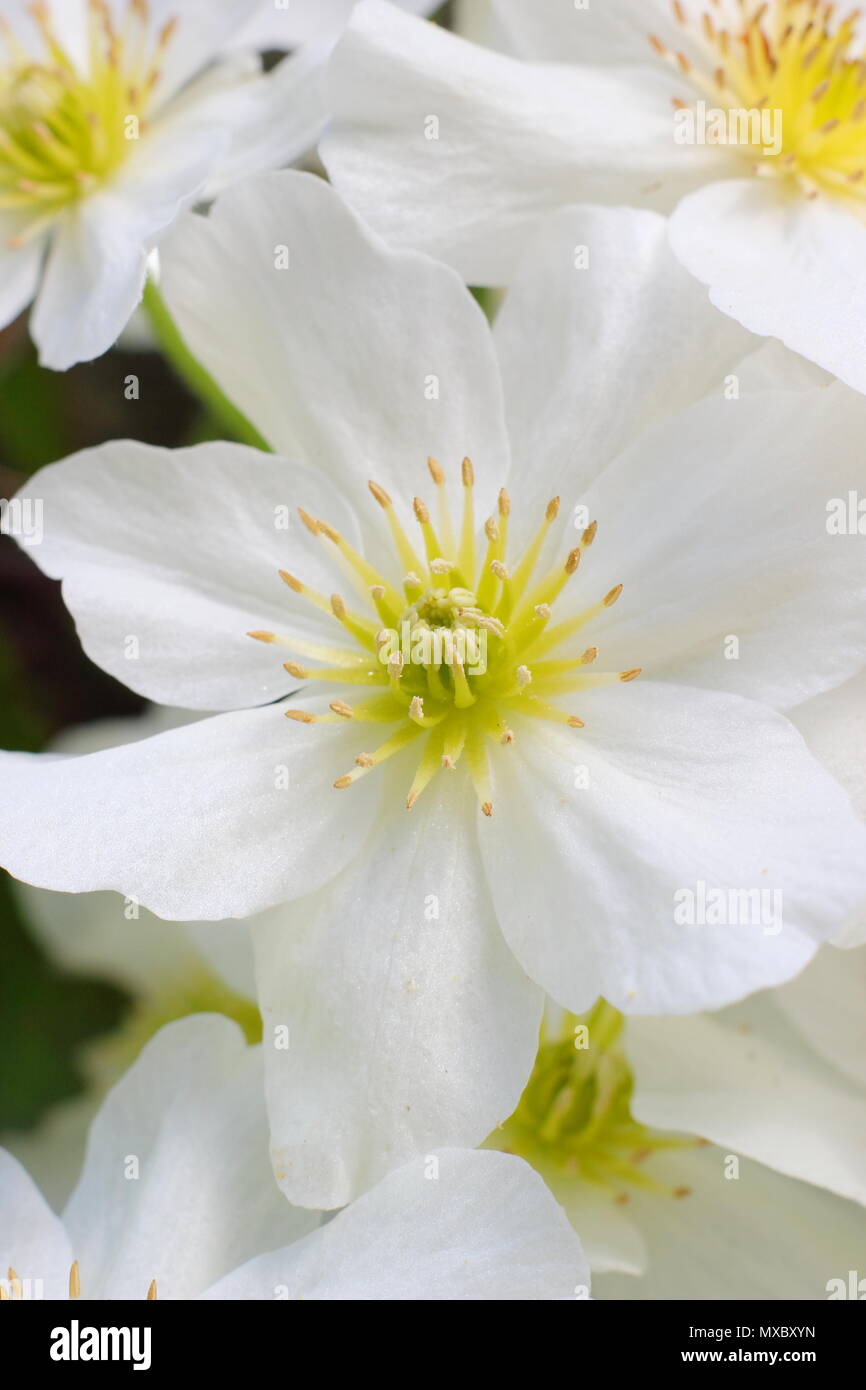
xmin=0 ymin=1014 xmax=585 ymax=1300
xmin=487 ymin=963 xmax=866 ymax=1300
xmin=3 ymin=174 xmax=866 ymax=1210
xmin=0 ymin=0 xmax=336 ymax=369
xmin=321 ymin=0 xmax=866 ymax=394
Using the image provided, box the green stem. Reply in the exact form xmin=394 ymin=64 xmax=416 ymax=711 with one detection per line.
xmin=142 ymin=281 xmax=270 ymax=451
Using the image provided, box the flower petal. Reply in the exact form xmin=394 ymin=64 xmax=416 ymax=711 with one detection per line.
xmin=254 ymin=772 xmax=542 ymax=1209
xmin=203 ymin=1149 xmax=588 ymax=1300
xmin=478 ymin=683 xmax=866 ymax=1014
xmin=593 ymin=1145 xmax=866 ymax=1300
xmin=63 ymin=1016 xmax=318 ymax=1299
xmin=775 ymin=944 xmax=866 ymax=1092
xmin=0 ymin=1149 xmax=73 ymax=1299
xmin=572 ymin=380 xmax=866 ymax=710
xmin=161 ymin=170 xmax=509 ymax=523
xmin=15 ymin=440 xmax=361 ymax=710
xmin=496 ymin=203 xmax=753 ymax=527
xmin=629 ymin=997 xmax=866 ymax=1205
xmin=0 ymin=220 xmax=45 ymax=333
xmin=0 ymin=698 xmax=377 ymax=920
xmin=669 ymin=178 xmax=866 ymax=395
xmin=491 ymin=0 xmax=682 ymax=65
xmin=321 ymin=1 xmax=730 ymax=284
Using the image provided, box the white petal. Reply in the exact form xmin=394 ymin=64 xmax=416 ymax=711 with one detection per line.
xmin=31 ymin=113 xmax=228 ymax=370
xmin=322 ymin=1 xmax=730 ymax=284
xmin=492 ymin=0 xmax=680 ymax=65
xmin=775 ymin=944 xmax=866 ymax=1092
xmin=573 ymin=380 xmax=866 ymax=710
xmin=203 ymin=1149 xmax=588 ymax=1300
xmin=669 ymin=179 xmax=866 ymax=395
xmin=496 ymin=203 xmax=753 ymax=527
xmin=229 ymin=0 xmax=439 ymax=51
xmin=629 ymin=1000 xmax=866 ymax=1206
xmin=1 ymin=1096 xmax=98 ymax=1219
xmin=515 ymin=1156 xmax=646 ymax=1276
xmin=0 ymin=224 xmax=44 ymax=332
xmin=205 ymin=49 xmax=332 ymax=191
xmin=478 ymin=683 xmax=866 ymax=1014
xmin=63 ymin=1016 xmax=318 ymax=1299
xmin=593 ymin=1145 xmax=866 ymax=1301
xmin=254 ymin=772 xmax=542 ymax=1209
xmin=15 ymin=440 xmax=361 ymax=710
xmin=161 ymin=170 xmax=509 ymax=524
xmin=0 ymin=1150 xmax=73 ymax=1299
xmin=0 ymin=698 xmax=377 ymax=920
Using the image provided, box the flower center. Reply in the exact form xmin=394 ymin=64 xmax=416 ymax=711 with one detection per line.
xmin=0 ymin=0 xmax=176 ymax=245
xmin=657 ymin=0 xmax=866 ymax=199
xmin=491 ymin=1001 xmax=697 ymax=1200
xmin=250 ymin=457 xmax=639 ymax=816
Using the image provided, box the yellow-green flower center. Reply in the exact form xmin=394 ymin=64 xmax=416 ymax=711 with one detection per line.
xmin=658 ymin=0 xmax=866 ymax=200
xmin=493 ymin=1001 xmax=696 ymax=1197
xmin=250 ymin=457 xmax=640 ymax=815
xmin=0 ymin=0 xmax=176 ymax=244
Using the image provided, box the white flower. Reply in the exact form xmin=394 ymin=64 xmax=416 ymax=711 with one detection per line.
xmin=3 ymin=173 xmax=866 ymax=1210
xmin=0 ymin=1014 xmax=585 ymax=1300
xmin=0 ymin=0 xmax=331 ymax=369
xmin=321 ymin=0 xmax=866 ymax=394
xmin=487 ymin=970 xmax=866 ymax=1299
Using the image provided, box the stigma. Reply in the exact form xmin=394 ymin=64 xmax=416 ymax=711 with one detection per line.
xmin=655 ymin=1 xmax=866 ymax=200
xmin=250 ymin=458 xmax=639 ymax=818
xmin=0 ymin=0 xmax=178 ymax=246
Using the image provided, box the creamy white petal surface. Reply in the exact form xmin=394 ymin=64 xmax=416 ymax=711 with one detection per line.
xmin=0 ymin=1151 xmax=73 ymax=1299
xmin=162 ymin=171 xmax=509 ymax=525
xmin=63 ymin=1016 xmax=318 ymax=1300
xmin=479 ymin=684 xmax=866 ymax=1015
xmin=0 ymin=699 xmax=377 ymax=919
xmin=669 ymin=181 xmax=866 ymax=398
xmin=231 ymin=0 xmax=438 ymax=52
xmin=491 ymin=0 xmax=683 ymax=65
xmin=495 ymin=204 xmax=754 ymax=530
xmin=592 ymin=1146 xmax=866 ymax=1301
xmin=628 ymin=993 xmax=866 ymax=1206
xmin=203 ymin=1148 xmax=588 ymax=1301
xmin=322 ymin=2 xmax=729 ymax=284
xmin=15 ymin=441 xmax=360 ymax=710
xmin=253 ymin=772 xmax=542 ymax=1209
xmin=775 ymin=945 xmax=866 ymax=1092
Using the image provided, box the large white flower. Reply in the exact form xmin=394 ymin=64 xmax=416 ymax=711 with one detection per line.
xmin=0 ymin=0 xmax=333 ymax=369
xmin=0 ymin=1014 xmax=585 ymax=1300
xmin=486 ymin=961 xmax=866 ymax=1300
xmin=2 ymin=173 xmax=866 ymax=1210
xmin=321 ymin=0 xmax=866 ymax=394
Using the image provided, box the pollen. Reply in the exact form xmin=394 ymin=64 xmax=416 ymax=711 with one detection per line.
xmin=0 ymin=0 xmax=179 ymax=246
xmin=252 ymin=460 xmax=639 ymax=817
xmin=658 ymin=0 xmax=866 ymax=200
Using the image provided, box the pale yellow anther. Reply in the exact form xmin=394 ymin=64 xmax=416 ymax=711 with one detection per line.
xmin=484 ymin=516 xmax=499 ymax=543
xmin=427 ymin=456 xmax=445 ymax=485
xmin=546 ymin=497 xmax=560 ymax=521
xmin=331 ymin=594 xmax=346 ymax=618
xmin=498 ymin=488 xmax=511 ymax=517
xmin=516 ymin=665 xmax=532 ymax=688
xmin=283 ymin=661 xmax=307 ymax=678
xmin=69 ymin=1261 xmax=80 ymax=1299
xmin=297 ymin=507 xmax=320 ymax=536
xmin=147 ymin=1278 xmax=158 ymax=1301
xmin=582 ymin=520 xmax=598 ymax=547
xmin=413 ymin=497 xmax=430 ymax=524
xmin=461 ymin=457 xmax=474 ymax=487
xmin=368 ymin=480 xmax=392 ymax=508
xmin=330 ymin=700 xmax=354 ymax=718
xmin=604 ymin=584 xmax=623 ymax=607
xmin=620 ymin=668 xmax=642 ymax=682
xmin=285 ymin=709 xmax=316 ymax=724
